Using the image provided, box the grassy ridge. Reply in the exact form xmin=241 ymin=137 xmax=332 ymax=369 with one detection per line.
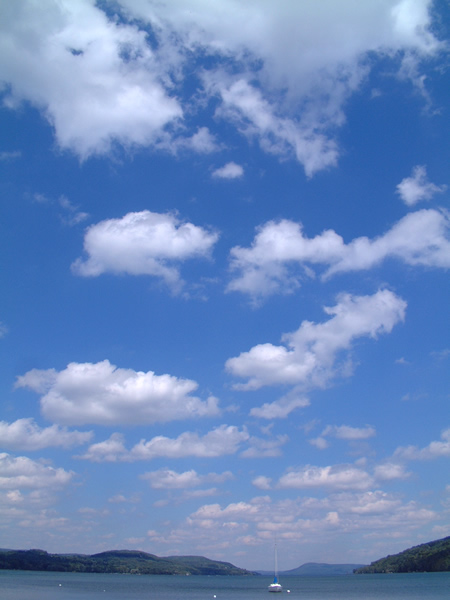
xmin=354 ymin=536 xmax=450 ymax=574
xmin=0 ymin=548 xmax=256 ymax=575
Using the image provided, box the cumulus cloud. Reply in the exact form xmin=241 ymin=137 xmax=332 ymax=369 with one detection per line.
xmin=396 ymin=165 xmax=447 ymax=205
xmin=374 ymin=462 xmax=410 ymax=481
xmin=0 ymin=1 xmax=443 ymax=170
xmin=310 ymin=424 xmax=376 ymax=450
xmin=226 ymin=289 xmax=406 ymax=397
xmin=240 ymin=434 xmax=289 ymax=458
xmin=0 ymin=418 xmax=92 ymax=451
xmin=16 ymin=360 xmax=220 ymax=426
xmin=77 ymin=432 xmax=128 ymax=463
xmin=227 ymin=209 xmax=450 ymax=299
xmin=130 ymin=425 xmax=248 ymax=460
xmin=393 ymin=427 xmax=450 ymax=460
xmin=0 ymin=453 xmax=73 ymax=490
xmin=212 ymin=162 xmax=244 ymax=179
xmin=78 ymin=425 xmax=248 ymax=462
xmin=0 ymin=0 xmax=183 ymax=159
xmin=72 ymin=210 xmax=219 ymax=293
xmin=277 ymin=464 xmax=374 ymax=491
xmin=252 ymin=476 xmax=272 ymax=490
xmin=141 ymin=468 xmax=233 ymax=490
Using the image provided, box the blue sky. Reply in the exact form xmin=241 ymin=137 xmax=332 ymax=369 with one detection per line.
xmin=0 ymin=0 xmax=449 ymax=571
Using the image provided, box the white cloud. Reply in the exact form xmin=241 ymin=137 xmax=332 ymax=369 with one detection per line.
xmin=78 ymin=425 xmax=249 ymax=462
xmin=0 ymin=453 xmax=73 ymax=490
xmin=77 ymin=432 xmax=128 ymax=463
xmin=16 ymin=359 xmax=220 ymax=426
xmin=309 ymin=436 xmax=329 ymax=450
xmin=240 ymin=434 xmax=289 ymax=458
xmin=394 ymin=428 xmax=450 ymax=460
xmin=0 ymin=0 xmax=182 ymax=159
xmin=396 ymin=165 xmax=447 ymax=205
xmin=141 ymin=468 xmax=233 ymax=489
xmin=0 ymin=1 xmax=443 ymax=170
xmin=212 ymin=161 xmax=244 ymax=179
xmin=226 ymin=289 xmax=406 ymax=395
xmin=0 ymin=321 xmax=8 ymax=338
xmin=227 ymin=209 xmax=450 ymax=299
xmin=309 ymin=424 xmax=376 ymax=449
xmin=131 ymin=425 xmax=248 ymax=460
xmin=251 ymin=476 xmax=272 ymax=490
xmin=208 ymin=77 xmax=339 ymax=177
xmin=167 ymin=127 xmax=221 ymax=155
xmin=277 ymin=464 xmax=374 ymax=491
xmin=0 ymin=418 xmax=92 ymax=451
xmin=249 ymin=394 xmax=310 ymax=420
xmin=374 ymin=462 xmax=410 ymax=481
xmin=72 ymin=210 xmax=219 ymax=293
xmin=322 ymin=424 xmax=376 ymax=441
xmin=345 ymin=490 xmax=403 ymax=515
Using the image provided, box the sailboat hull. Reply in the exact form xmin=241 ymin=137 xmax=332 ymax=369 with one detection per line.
xmin=268 ymin=583 xmax=283 ymax=592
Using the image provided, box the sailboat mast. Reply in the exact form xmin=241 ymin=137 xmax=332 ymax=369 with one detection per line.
xmin=274 ymin=542 xmax=278 ymax=579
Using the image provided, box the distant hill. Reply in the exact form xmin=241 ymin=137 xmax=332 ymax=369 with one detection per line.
xmin=282 ymin=562 xmax=365 ymax=576
xmin=354 ymin=536 xmax=450 ymax=574
xmin=0 ymin=549 xmax=256 ymax=576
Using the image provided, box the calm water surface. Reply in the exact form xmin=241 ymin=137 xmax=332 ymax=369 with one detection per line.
xmin=1 ymin=570 xmax=449 ymax=600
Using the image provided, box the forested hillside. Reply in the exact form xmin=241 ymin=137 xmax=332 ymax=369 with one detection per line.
xmin=0 ymin=549 xmax=255 ymax=575
xmin=354 ymin=536 xmax=450 ymax=574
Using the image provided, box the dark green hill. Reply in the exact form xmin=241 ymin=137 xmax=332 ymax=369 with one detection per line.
xmin=354 ymin=536 xmax=450 ymax=574
xmin=0 ymin=548 xmax=255 ymax=575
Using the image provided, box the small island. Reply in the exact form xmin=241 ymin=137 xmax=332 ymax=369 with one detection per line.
xmin=354 ymin=536 xmax=450 ymax=574
xmin=0 ymin=549 xmax=256 ymax=576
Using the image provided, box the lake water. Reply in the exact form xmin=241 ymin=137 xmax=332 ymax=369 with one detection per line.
xmin=1 ymin=570 xmax=449 ymax=600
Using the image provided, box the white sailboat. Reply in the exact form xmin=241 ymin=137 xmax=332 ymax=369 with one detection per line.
xmin=268 ymin=543 xmax=282 ymax=593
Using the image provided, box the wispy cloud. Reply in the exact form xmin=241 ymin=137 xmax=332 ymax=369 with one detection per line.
xmin=0 ymin=150 xmax=21 ymax=161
